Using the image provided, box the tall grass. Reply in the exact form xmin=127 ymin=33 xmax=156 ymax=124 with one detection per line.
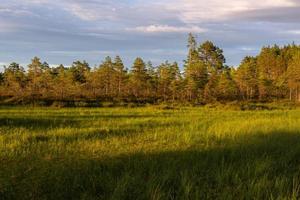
xmin=1 ymin=107 xmax=300 ymax=199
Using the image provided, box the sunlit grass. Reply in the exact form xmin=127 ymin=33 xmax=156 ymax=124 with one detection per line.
xmin=1 ymin=107 xmax=300 ymax=199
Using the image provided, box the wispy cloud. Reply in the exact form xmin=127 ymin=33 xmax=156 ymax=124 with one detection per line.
xmin=285 ymin=30 xmax=300 ymax=35
xmin=168 ymin=0 xmax=297 ymax=23
xmin=127 ymin=25 xmax=207 ymax=33
xmin=64 ymin=1 xmax=119 ymax=21
xmin=0 ymin=19 xmax=19 ymax=32
xmin=239 ymin=47 xmax=258 ymax=51
xmin=3 ymin=0 xmax=299 ymax=23
xmin=48 ymin=50 xmax=115 ymax=56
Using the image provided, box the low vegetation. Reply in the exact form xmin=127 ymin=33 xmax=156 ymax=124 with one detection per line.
xmin=2 ymin=107 xmax=300 ymax=199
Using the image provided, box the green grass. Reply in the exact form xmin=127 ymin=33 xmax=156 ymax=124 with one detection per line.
xmin=1 ymin=107 xmax=300 ymax=199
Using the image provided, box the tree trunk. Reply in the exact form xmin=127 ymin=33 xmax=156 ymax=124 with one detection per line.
xmin=163 ymin=86 xmax=166 ymax=102
xmin=118 ymin=77 xmax=121 ymax=96
xmin=246 ymin=87 xmax=249 ymax=100
xmin=298 ymin=87 xmax=300 ymax=102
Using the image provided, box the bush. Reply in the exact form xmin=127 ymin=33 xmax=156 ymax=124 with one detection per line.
xmin=240 ymin=103 xmax=272 ymax=111
xmin=51 ymin=101 xmax=68 ymax=108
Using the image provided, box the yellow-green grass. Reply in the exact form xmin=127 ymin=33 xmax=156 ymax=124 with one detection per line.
xmin=1 ymin=107 xmax=300 ymax=199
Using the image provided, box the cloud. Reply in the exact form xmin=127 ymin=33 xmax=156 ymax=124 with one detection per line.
xmin=168 ymin=0 xmax=296 ymax=23
xmin=239 ymin=47 xmax=258 ymax=51
xmin=0 ymin=20 xmax=19 ymax=32
xmin=284 ymin=30 xmax=300 ymax=35
xmin=230 ymin=6 xmax=300 ymax=23
xmin=1 ymin=0 xmax=120 ymax=21
xmin=3 ymin=0 xmax=299 ymax=24
xmin=1 ymin=0 xmax=300 ymax=68
xmin=63 ymin=1 xmax=119 ymax=21
xmin=127 ymin=25 xmax=207 ymax=33
xmin=48 ymin=50 xmax=115 ymax=56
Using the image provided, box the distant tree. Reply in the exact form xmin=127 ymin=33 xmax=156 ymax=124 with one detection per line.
xmin=257 ymin=46 xmax=285 ymax=100
xmin=39 ymin=64 xmax=54 ymax=100
xmin=216 ymin=68 xmax=238 ymax=101
xmin=146 ymin=61 xmax=158 ymax=100
xmin=97 ymin=56 xmax=114 ymax=99
xmin=198 ymin=41 xmax=225 ymax=73
xmin=169 ymin=62 xmax=183 ymax=102
xmin=0 ymin=71 xmax=3 ymax=96
xmin=84 ymin=69 xmax=100 ymax=100
xmin=185 ymin=59 xmax=208 ymax=102
xmin=113 ymin=56 xmax=127 ymax=98
xmin=157 ymin=61 xmax=173 ymax=101
xmin=280 ymin=44 xmax=300 ymax=100
xmin=287 ymin=51 xmax=300 ymax=101
xmin=70 ymin=60 xmax=90 ymax=84
xmin=204 ymin=71 xmax=219 ymax=102
xmin=51 ymin=64 xmax=66 ymax=77
xmin=129 ymin=57 xmax=148 ymax=99
xmin=3 ymin=62 xmax=26 ymax=99
xmin=235 ymin=56 xmax=258 ymax=100
xmin=184 ymin=34 xmax=208 ymax=102
xmin=27 ymin=57 xmax=44 ymax=101
xmin=41 ymin=62 xmax=50 ymax=71
xmin=0 ymin=72 xmax=3 ymax=84
xmin=52 ymin=66 xmax=75 ymax=101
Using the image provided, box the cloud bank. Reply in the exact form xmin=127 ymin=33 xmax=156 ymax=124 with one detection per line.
xmin=0 ymin=0 xmax=300 ymax=67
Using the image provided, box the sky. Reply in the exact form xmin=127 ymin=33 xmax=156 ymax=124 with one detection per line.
xmin=1 ymin=0 xmax=300 ymax=70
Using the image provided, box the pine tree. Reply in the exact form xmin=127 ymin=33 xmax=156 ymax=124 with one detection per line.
xmin=198 ymin=41 xmax=225 ymax=73
xmin=97 ymin=56 xmax=114 ymax=99
xmin=216 ymin=68 xmax=238 ymax=101
xmin=257 ymin=46 xmax=280 ymax=100
xmin=146 ymin=61 xmax=158 ymax=100
xmin=235 ymin=56 xmax=258 ymax=100
xmin=185 ymin=60 xmax=208 ymax=102
xmin=157 ymin=61 xmax=172 ymax=101
xmin=287 ymin=51 xmax=300 ymax=101
xmin=184 ymin=33 xmax=208 ymax=102
xmin=27 ymin=57 xmax=43 ymax=101
xmin=129 ymin=57 xmax=148 ymax=99
xmin=113 ymin=56 xmax=127 ymax=98
xmin=70 ymin=60 xmax=90 ymax=84
xmin=204 ymin=71 xmax=219 ymax=102
xmin=3 ymin=62 xmax=26 ymax=99
xmin=53 ymin=66 xmax=75 ymax=101
xmin=169 ymin=62 xmax=183 ymax=102
xmin=40 ymin=65 xmax=53 ymax=100
xmin=84 ymin=69 xmax=99 ymax=100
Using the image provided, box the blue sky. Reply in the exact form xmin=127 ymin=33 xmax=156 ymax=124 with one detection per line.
xmin=1 ymin=0 xmax=300 ymax=69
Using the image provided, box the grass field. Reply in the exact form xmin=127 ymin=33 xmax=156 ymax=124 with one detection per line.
xmin=1 ymin=107 xmax=300 ymax=199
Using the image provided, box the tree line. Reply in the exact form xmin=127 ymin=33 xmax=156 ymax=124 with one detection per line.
xmin=1 ymin=33 xmax=300 ymax=106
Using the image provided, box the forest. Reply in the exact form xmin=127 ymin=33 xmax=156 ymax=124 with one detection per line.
xmin=1 ymin=33 xmax=300 ymax=106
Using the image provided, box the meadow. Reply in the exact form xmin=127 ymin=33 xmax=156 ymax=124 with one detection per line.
xmin=1 ymin=106 xmax=300 ymax=199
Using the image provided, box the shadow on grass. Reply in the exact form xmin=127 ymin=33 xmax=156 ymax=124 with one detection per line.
xmin=0 ymin=113 xmax=172 ymax=130
xmin=2 ymin=131 xmax=300 ymax=199
xmin=26 ymin=120 xmax=184 ymax=143
xmin=0 ymin=117 xmax=79 ymax=130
